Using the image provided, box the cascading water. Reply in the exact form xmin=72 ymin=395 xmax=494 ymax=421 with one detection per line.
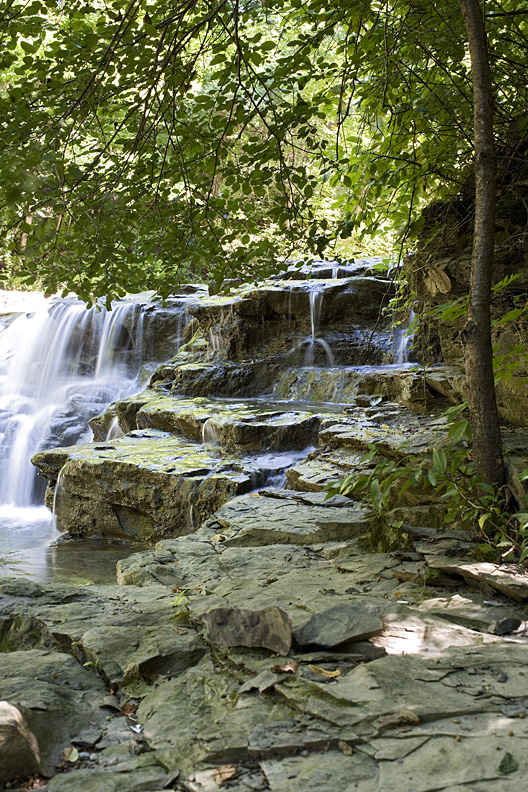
xmin=393 ymin=309 xmax=416 ymax=366
xmin=303 ymin=287 xmax=335 ymax=366
xmin=0 ymin=293 xmax=188 ymax=558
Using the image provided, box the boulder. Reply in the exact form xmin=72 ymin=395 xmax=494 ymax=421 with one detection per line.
xmin=203 ymin=605 xmax=292 ymax=654
xmin=33 ymin=432 xmax=254 ymax=541
xmin=208 ymin=489 xmax=372 ymax=547
xmin=294 ymin=601 xmax=383 ymax=648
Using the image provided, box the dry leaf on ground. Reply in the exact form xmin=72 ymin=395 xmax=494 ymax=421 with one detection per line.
xmin=307 ymin=664 xmax=341 ymax=678
xmin=213 ymin=765 xmax=237 ymax=786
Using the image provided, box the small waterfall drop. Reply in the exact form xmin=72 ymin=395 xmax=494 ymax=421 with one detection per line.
xmin=106 ymin=416 xmax=124 ymax=441
xmin=303 ymin=287 xmax=334 ymax=366
xmin=0 ymin=294 xmax=188 ymax=551
xmin=393 ymin=309 xmax=416 ymax=366
xmin=202 ymin=419 xmax=221 ymax=445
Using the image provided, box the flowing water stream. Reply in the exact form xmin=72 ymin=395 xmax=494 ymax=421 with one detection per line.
xmin=0 ymin=276 xmax=413 ymax=583
xmin=0 ymin=293 xmax=189 ymax=580
xmin=301 ymin=285 xmax=335 ymax=366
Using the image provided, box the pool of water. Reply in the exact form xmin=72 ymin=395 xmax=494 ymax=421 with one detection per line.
xmin=0 ymin=506 xmax=141 ymax=585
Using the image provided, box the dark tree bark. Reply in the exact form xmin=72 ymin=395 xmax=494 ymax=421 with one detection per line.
xmin=458 ymin=0 xmax=505 ymax=487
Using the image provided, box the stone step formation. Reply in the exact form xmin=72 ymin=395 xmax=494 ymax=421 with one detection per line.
xmin=2 ymin=262 xmax=528 ymax=791
xmin=31 ymin=264 xmax=464 ymax=543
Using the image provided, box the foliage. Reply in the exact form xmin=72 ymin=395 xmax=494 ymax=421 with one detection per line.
xmin=326 ymin=405 xmax=528 ymax=563
xmin=0 ymin=0 xmax=527 ymax=300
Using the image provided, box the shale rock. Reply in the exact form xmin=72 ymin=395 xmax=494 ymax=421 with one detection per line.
xmin=294 ymin=601 xmax=383 ymax=648
xmin=0 ymin=649 xmax=108 ymax=777
xmin=208 ymin=489 xmax=372 ymax=546
xmin=204 ymin=605 xmax=292 ymax=654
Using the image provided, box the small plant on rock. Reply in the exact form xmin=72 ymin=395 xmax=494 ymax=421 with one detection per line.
xmin=326 ymin=402 xmax=528 ymax=564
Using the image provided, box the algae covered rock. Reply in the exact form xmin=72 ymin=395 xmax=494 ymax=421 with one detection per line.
xmin=33 ymin=431 xmax=255 ymax=541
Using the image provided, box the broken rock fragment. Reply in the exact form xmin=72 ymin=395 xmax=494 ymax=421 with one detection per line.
xmin=0 ymin=701 xmax=41 ymax=783
xmin=203 ymin=605 xmax=292 ymax=654
xmin=294 ymin=602 xmax=383 ymax=648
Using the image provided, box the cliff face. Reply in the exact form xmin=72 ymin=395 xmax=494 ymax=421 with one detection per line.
xmin=405 ymin=149 xmax=528 ymax=425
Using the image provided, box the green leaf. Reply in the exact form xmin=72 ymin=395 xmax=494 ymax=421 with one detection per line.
xmin=427 ymin=469 xmax=437 ymax=486
xmin=478 ymin=513 xmax=490 ymax=529
xmin=449 ymin=420 xmax=470 ymax=444
xmin=432 ymin=448 xmax=447 ymax=475
xmin=369 ymin=478 xmax=382 ymax=511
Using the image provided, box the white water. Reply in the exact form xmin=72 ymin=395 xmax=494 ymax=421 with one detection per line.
xmin=394 ymin=309 xmax=416 ymax=365
xmin=0 ymin=294 xmax=186 ymax=553
xmin=303 ymin=287 xmax=335 ymax=367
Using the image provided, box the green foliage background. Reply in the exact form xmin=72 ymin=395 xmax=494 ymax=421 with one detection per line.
xmin=0 ymin=0 xmax=527 ymax=301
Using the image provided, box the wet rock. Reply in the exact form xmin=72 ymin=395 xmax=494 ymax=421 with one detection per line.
xmin=206 ymin=411 xmax=320 ymax=452
xmin=169 ymin=360 xmax=280 ymax=398
xmin=204 ymin=606 xmax=292 ymax=654
xmin=294 ymin=602 xmax=382 ymax=648
xmin=320 ymin=415 xmax=449 ymax=457
xmin=0 ymin=701 xmax=41 ymax=783
xmin=33 ymin=433 xmax=254 ymax=541
xmin=90 ymin=390 xmax=161 ymax=439
xmin=136 ymin=397 xmax=321 ymax=451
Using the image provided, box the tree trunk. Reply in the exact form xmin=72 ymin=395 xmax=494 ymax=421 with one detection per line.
xmin=458 ymin=0 xmax=505 ymax=487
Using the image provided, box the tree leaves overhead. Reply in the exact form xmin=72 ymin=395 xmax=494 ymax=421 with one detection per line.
xmin=0 ymin=0 xmax=526 ymax=300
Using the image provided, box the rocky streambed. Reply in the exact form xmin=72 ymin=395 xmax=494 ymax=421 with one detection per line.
xmin=2 ymin=263 xmax=528 ymax=792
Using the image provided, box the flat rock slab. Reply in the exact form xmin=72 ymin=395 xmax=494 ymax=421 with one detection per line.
xmin=261 ymin=750 xmax=378 ymax=792
xmin=209 ymin=489 xmax=372 ymax=546
xmin=0 ymin=649 xmax=108 ymax=777
xmin=415 ymin=593 xmax=526 ymax=634
xmin=46 ymin=754 xmax=171 ymax=792
xmin=320 ymin=418 xmax=449 ymax=457
xmin=116 ymin=534 xmax=222 ymax=587
xmin=79 ymin=622 xmax=206 ymax=691
xmin=136 ymin=661 xmax=294 ymax=774
xmin=0 ymin=578 xmax=207 ymax=694
xmin=137 ymin=396 xmax=320 ymax=451
xmin=294 ymin=602 xmax=382 ymax=648
xmin=426 ymin=557 xmax=528 ymax=602
xmin=204 ymin=605 xmax=292 ymax=654
xmin=32 ymin=432 xmax=256 ymax=540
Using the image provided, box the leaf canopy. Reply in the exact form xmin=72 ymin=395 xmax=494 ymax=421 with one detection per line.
xmin=0 ymin=0 xmax=526 ymax=300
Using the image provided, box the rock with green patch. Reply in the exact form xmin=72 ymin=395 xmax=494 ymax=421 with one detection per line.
xmin=32 ymin=432 xmax=254 ymax=541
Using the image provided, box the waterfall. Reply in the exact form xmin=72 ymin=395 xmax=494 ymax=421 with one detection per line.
xmin=303 ymin=287 xmax=335 ymax=366
xmin=0 ymin=295 xmax=186 ymax=519
xmin=394 ymin=309 xmax=416 ymax=365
